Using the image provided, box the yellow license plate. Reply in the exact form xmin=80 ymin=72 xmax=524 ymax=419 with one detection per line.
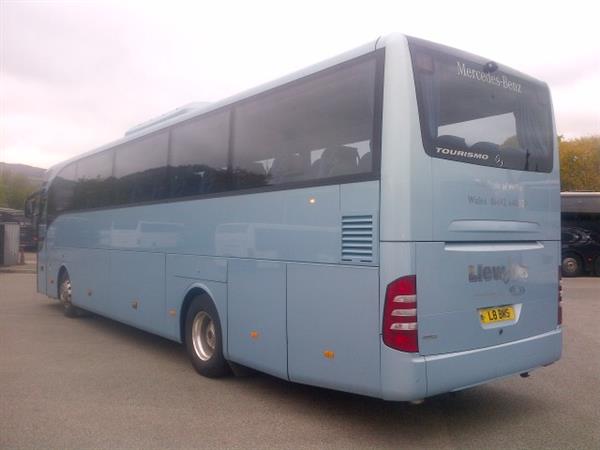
xmin=479 ymin=305 xmax=515 ymax=324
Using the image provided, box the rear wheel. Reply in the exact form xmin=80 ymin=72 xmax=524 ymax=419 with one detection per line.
xmin=184 ymin=295 xmax=229 ymax=378
xmin=58 ymin=271 xmax=85 ymax=317
xmin=594 ymin=257 xmax=600 ymax=277
xmin=561 ymin=255 xmax=582 ymax=277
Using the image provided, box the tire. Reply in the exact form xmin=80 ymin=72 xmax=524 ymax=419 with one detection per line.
xmin=58 ymin=271 xmax=85 ymax=318
xmin=184 ymin=295 xmax=230 ymax=378
xmin=561 ymin=255 xmax=582 ymax=277
xmin=594 ymin=257 xmax=600 ymax=277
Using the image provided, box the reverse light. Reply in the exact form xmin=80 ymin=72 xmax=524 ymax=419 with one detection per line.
xmin=383 ymin=275 xmax=418 ymax=352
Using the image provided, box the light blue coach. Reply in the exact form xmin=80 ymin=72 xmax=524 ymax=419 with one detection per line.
xmin=28 ymin=34 xmax=562 ymax=402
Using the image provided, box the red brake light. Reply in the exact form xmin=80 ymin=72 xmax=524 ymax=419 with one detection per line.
xmin=383 ymin=275 xmax=418 ymax=353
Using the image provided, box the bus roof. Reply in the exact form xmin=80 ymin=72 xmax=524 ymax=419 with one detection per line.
xmin=561 ymin=192 xmax=600 ymax=214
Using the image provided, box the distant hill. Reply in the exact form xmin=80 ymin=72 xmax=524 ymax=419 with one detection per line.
xmin=0 ymin=162 xmax=46 ymax=186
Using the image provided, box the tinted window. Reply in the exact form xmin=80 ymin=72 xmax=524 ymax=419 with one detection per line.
xmin=114 ymin=132 xmax=169 ymax=205
xmin=409 ymin=38 xmax=553 ymax=172
xmin=170 ymin=110 xmax=230 ymax=198
xmin=48 ymin=163 xmax=77 ymax=215
xmin=73 ymin=150 xmax=114 ymax=210
xmin=232 ymin=55 xmax=379 ymax=189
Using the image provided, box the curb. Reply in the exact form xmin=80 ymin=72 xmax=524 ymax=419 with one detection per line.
xmin=0 ymin=267 xmax=36 ymax=274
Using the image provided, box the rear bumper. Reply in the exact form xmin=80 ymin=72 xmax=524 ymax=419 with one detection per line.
xmin=380 ymin=328 xmax=562 ymax=401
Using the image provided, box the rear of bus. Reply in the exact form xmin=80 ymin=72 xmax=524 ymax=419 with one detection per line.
xmin=378 ymin=36 xmax=562 ymax=400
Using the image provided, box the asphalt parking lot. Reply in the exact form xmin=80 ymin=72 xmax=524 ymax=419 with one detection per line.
xmin=1 ymin=273 xmax=599 ymax=450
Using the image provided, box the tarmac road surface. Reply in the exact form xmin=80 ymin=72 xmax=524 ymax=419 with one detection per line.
xmin=1 ymin=273 xmax=599 ymax=449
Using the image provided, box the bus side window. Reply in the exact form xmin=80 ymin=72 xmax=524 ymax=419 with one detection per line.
xmin=315 ymin=146 xmax=359 ymax=178
xmin=170 ymin=110 xmax=230 ymax=198
xmin=47 ymin=163 xmax=77 ymax=217
xmin=358 ymin=151 xmax=371 ymax=172
xmin=74 ymin=150 xmax=114 ymax=210
xmin=270 ymin=152 xmax=309 ymax=184
xmin=232 ymin=55 xmax=377 ymax=189
xmin=114 ymin=132 xmax=169 ymax=205
xmin=233 ymin=160 xmax=270 ymax=189
xmin=311 ymin=143 xmax=371 ymax=178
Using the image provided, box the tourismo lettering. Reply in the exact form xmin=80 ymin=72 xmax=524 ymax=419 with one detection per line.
xmin=436 ymin=146 xmax=489 ymax=160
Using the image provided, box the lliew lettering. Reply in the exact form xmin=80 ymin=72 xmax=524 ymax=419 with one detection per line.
xmin=436 ymin=146 xmax=489 ymax=161
xmin=468 ymin=263 xmax=529 ymax=284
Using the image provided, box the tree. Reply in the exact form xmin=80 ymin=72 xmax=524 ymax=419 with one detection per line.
xmin=0 ymin=170 xmax=37 ymax=210
xmin=559 ymin=136 xmax=600 ymax=192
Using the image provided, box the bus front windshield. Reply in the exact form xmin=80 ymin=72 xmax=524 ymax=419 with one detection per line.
xmin=408 ymin=37 xmax=554 ymax=172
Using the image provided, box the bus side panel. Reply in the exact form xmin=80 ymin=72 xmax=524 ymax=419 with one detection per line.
xmin=45 ymin=243 xmax=76 ymax=298
xmin=45 ymin=246 xmax=58 ymax=298
xmin=166 ymin=280 xmax=227 ymax=346
xmin=165 ymin=254 xmax=228 ymax=343
xmin=69 ymin=248 xmax=110 ymax=312
xmin=378 ymin=242 xmax=428 ymax=401
xmin=37 ymin=248 xmax=46 ymax=295
xmin=379 ymin=34 xmax=434 ymax=243
xmin=109 ymin=250 xmax=166 ymax=336
xmin=287 ymin=264 xmax=380 ymax=397
xmin=36 ymin=230 xmax=48 ymax=296
xmin=228 ymin=259 xmax=287 ymax=379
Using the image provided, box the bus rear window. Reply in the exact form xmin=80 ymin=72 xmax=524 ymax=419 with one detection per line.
xmin=408 ymin=37 xmax=554 ymax=172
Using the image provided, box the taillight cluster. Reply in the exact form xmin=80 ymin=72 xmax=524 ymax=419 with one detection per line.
xmin=383 ymin=275 xmax=418 ymax=352
xmin=558 ymin=266 xmax=563 ymax=326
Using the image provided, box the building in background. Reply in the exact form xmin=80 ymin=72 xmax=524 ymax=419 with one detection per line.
xmin=0 ymin=207 xmax=35 ymax=251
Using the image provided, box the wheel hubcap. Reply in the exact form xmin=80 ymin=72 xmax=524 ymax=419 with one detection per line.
xmin=60 ymin=278 xmax=72 ymax=306
xmin=563 ymin=258 xmax=577 ymax=273
xmin=192 ymin=311 xmax=216 ymax=361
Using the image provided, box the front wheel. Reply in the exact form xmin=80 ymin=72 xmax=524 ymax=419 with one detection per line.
xmin=58 ymin=272 xmax=85 ymax=318
xmin=561 ymin=255 xmax=582 ymax=277
xmin=184 ymin=295 xmax=230 ymax=378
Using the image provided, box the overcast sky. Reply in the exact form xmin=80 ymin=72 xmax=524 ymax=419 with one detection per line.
xmin=1 ymin=0 xmax=599 ymax=169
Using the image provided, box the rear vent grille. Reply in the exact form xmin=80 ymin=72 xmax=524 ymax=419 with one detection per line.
xmin=342 ymin=215 xmax=374 ymax=263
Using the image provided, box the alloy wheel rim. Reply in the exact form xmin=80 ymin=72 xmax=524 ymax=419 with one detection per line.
xmin=563 ymin=258 xmax=577 ymax=274
xmin=60 ymin=278 xmax=72 ymax=305
xmin=192 ymin=311 xmax=216 ymax=361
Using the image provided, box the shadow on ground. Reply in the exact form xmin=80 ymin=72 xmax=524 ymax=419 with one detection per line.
xmin=39 ymin=299 xmax=542 ymax=441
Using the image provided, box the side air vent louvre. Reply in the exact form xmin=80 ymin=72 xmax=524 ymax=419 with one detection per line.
xmin=342 ymin=215 xmax=374 ymax=263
